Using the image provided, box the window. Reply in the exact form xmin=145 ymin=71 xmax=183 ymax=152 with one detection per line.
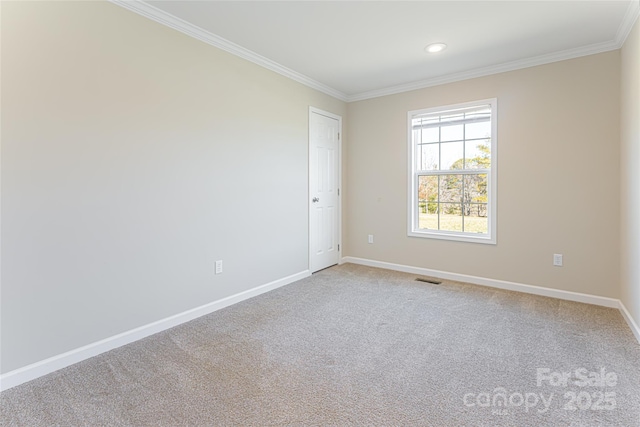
xmin=408 ymin=99 xmax=497 ymax=244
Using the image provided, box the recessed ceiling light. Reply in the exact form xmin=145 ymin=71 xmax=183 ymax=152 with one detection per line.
xmin=425 ymin=43 xmax=447 ymax=53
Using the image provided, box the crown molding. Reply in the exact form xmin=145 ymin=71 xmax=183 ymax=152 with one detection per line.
xmin=347 ymin=39 xmax=620 ymax=102
xmin=111 ymin=0 xmax=635 ymax=105
xmin=109 ymin=0 xmax=349 ymax=102
xmin=616 ymin=0 xmax=640 ymax=46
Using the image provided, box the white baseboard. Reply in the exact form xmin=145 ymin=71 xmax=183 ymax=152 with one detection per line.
xmin=3 ymin=261 xmax=637 ymax=393
xmin=341 ymin=256 xmax=620 ymax=307
xmin=341 ymin=256 xmax=640 ymax=345
xmin=618 ymin=301 xmax=640 ymax=344
xmin=0 ymin=270 xmax=310 ymax=392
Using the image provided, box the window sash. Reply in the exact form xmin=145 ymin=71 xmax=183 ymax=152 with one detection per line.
xmin=414 ymin=171 xmax=490 ymax=235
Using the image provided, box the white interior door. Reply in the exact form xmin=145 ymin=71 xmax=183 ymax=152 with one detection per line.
xmin=309 ymin=108 xmax=341 ymax=273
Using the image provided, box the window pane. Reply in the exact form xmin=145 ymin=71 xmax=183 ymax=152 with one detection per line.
xmin=418 ymin=208 xmax=439 ymax=230
xmin=464 ymin=205 xmax=488 ymax=234
xmin=418 ymin=175 xmax=438 ymax=205
xmin=418 ymin=175 xmax=439 ymax=230
xmin=418 ymin=143 xmax=439 ymax=170
xmin=464 ymin=139 xmax=491 ymax=169
xmin=440 ymin=203 xmax=462 ymax=232
xmin=439 ymin=174 xmax=462 ymax=203
xmin=441 ymin=124 xmax=463 ymax=142
xmin=467 ymin=173 xmax=488 ymax=202
xmin=441 ymin=141 xmax=464 ymax=170
xmin=421 ymin=127 xmax=440 ymax=143
xmin=465 ymin=120 xmax=491 ymax=140
xmin=464 ymin=202 xmax=488 ymax=218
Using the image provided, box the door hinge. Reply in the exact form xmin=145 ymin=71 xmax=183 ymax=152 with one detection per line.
xmin=338 ymin=188 xmax=340 ymax=196
xmin=338 ymin=132 xmax=340 ymax=140
xmin=338 ymin=244 xmax=340 ymax=251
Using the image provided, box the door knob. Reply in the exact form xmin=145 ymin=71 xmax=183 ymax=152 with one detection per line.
xmin=312 ymin=197 xmax=319 ymax=203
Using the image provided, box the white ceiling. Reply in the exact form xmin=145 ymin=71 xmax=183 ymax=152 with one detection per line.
xmin=123 ymin=1 xmax=638 ymax=101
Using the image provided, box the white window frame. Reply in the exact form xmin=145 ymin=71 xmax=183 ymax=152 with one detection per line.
xmin=407 ymin=98 xmax=497 ymax=244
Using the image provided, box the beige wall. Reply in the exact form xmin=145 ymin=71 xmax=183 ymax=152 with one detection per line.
xmin=0 ymin=1 xmax=346 ymax=373
xmin=621 ymin=17 xmax=640 ymax=328
xmin=346 ymin=52 xmax=621 ymax=298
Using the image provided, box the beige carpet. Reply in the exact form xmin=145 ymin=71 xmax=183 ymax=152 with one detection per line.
xmin=1 ymin=263 xmax=639 ymax=426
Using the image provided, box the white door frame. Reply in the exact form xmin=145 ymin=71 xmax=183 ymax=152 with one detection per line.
xmin=309 ymin=106 xmax=342 ymax=272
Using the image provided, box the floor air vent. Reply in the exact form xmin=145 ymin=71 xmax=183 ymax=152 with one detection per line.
xmin=415 ymin=277 xmax=442 ymax=285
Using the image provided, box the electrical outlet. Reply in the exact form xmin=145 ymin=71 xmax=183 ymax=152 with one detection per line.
xmin=553 ymin=254 xmax=563 ymax=267
xmin=368 ymin=234 xmax=374 ymax=244
xmin=215 ymin=260 xmax=223 ymax=274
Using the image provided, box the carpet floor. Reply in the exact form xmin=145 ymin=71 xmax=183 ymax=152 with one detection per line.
xmin=1 ymin=263 xmax=639 ymax=426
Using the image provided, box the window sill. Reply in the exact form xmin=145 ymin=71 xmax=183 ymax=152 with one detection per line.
xmin=408 ymin=230 xmax=496 ymax=245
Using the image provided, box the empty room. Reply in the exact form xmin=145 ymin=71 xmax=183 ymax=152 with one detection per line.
xmin=1 ymin=1 xmax=639 ymax=426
